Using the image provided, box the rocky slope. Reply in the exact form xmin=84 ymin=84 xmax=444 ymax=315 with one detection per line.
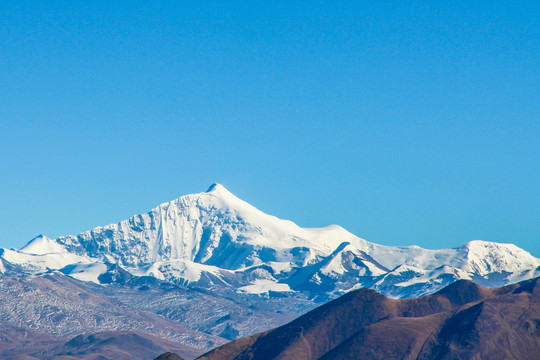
xmin=0 ymin=270 xmax=308 ymax=359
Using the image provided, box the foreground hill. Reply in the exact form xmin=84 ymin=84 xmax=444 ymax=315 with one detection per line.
xmin=195 ymin=276 xmax=540 ymax=360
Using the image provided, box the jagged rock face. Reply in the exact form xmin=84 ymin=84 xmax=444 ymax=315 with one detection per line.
xmin=2 ymin=184 xmax=540 ymax=301
xmin=196 ymin=277 xmax=540 ymax=360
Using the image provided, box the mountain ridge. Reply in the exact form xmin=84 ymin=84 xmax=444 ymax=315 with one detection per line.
xmin=2 ymin=183 xmax=539 ymax=300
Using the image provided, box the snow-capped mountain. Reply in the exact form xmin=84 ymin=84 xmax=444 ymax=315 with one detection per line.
xmin=2 ymin=183 xmax=539 ymax=299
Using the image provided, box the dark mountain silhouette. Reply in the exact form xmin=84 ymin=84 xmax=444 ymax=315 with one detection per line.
xmin=184 ymin=276 xmax=540 ymax=360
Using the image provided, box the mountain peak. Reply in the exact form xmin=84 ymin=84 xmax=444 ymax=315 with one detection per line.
xmin=206 ymin=183 xmax=226 ymax=193
xmin=20 ymin=234 xmax=65 ymax=255
xmin=204 ymin=183 xmax=239 ymax=202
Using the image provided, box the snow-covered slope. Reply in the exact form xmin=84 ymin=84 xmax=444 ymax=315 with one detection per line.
xmin=2 ymin=184 xmax=540 ymax=299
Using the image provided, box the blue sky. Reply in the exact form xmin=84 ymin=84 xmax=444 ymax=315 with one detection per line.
xmin=1 ymin=1 xmax=539 ymax=256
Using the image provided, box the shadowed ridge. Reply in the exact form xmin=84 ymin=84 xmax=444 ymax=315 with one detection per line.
xmin=419 ymin=302 xmax=485 ymax=360
xmin=512 ymin=275 xmax=540 ymax=295
xmin=416 ymin=276 xmax=540 ymax=360
xmin=206 ymin=183 xmax=224 ymax=193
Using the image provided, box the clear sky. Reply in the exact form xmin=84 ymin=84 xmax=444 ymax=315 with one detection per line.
xmin=1 ymin=1 xmax=539 ymax=256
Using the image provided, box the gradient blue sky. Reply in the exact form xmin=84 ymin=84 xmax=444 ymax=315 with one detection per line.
xmin=1 ymin=1 xmax=539 ymax=256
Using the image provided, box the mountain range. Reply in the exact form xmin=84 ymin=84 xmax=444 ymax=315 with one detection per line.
xmin=1 ymin=184 xmax=539 ymax=359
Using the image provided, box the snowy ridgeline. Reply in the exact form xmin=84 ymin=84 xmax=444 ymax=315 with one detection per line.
xmin=1 ymin=183 xmax=540 ymax=300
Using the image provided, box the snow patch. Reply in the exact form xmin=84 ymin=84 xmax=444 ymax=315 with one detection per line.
xmin=65 ymin=263 xmax=108 ymax=284
xmin=238 ymin=280 xmax=292 ymax=294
